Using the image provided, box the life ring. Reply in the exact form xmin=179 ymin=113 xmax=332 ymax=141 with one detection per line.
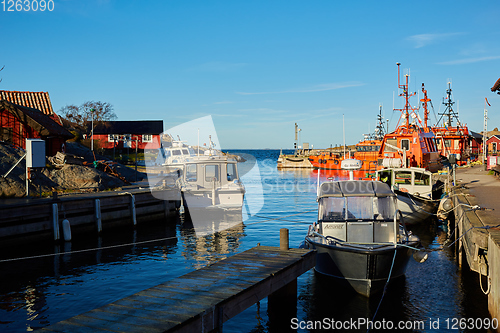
xmin=318 ymin=159 xmax=323 ymax=164
xmin=334 ymin=159 xmax=338 ymax=165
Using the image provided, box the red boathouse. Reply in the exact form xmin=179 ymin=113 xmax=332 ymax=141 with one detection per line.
xmin=0 ymin=91 xmax=73 ymax=156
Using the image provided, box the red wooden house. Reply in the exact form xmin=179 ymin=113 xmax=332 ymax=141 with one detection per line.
xmin=468 ymin=130 xmax=483 ymax=157
xmin=487 ymin=135 xmax=500 ymax=155
xmin=0 ymin=91 xmax=73 ymax=156
xmin=89 ymin=121 xmax=163 ymax=150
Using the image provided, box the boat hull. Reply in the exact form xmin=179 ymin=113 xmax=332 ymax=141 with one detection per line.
xmin=305 ymin=238 xmax=416 ymax=297
xmin=181 ymin=188 xmax=245 ymax=210
xmin=395 ymin=190 xmax=438 ymax=224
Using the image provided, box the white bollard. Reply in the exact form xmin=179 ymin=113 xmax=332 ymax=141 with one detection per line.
xmin=62 ymin=219 xmax=72 ymax=242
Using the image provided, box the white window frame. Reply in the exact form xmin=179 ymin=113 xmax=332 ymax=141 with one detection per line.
xmin=142 ymin=134 xmax=153 ymax=143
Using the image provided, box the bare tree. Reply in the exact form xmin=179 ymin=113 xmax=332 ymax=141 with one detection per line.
xmin=60 ymin=101 xmax=117 ymax=129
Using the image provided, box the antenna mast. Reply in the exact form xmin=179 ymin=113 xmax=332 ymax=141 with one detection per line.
xmin=420 ymin=83 xmax=431 ymax=131
xmin=395 ymin=63 xmax=417 ymax=130
xmin=437 ymin=82 xmax=459 ymax=128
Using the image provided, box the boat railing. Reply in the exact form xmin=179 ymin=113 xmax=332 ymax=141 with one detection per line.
xmin=316 ymin=209 xmax=409 ymax=245
xmin=310 ymin=230 xmax=403 ymax=249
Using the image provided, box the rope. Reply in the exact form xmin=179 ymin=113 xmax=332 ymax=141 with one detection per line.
xmin=479 ymin=255 xmax=491 ymax=295
xmin=0 ymin=235 xmax=178 ymax=264
xmin=367 ymin=248 xmax=398 ymax=333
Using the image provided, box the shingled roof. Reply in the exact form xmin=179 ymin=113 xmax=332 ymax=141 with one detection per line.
xmin=0 ymin=90 xmax=54 ymax=115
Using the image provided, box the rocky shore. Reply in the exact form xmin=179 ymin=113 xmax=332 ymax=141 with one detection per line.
xmin=0 ymin=142 xmax=146 ymax=198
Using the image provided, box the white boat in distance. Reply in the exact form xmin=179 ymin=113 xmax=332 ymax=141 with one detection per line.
xmin=154 ymin=135 xmax=198 ymax=172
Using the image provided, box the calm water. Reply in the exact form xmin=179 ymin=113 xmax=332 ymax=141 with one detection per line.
xmin=0 ymin=150 xmax=492 ymax=332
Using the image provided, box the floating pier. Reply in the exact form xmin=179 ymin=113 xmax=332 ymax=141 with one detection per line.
xmin=452 ymin=167 xmax=500 ymax=328
xmin=0 ymin=188 xmax=180 ymax=245
xmin=40 ymin=244 xmax=315 ymax=332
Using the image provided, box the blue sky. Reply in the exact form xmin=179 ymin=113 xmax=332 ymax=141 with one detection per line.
xmin=1 ymin=0 xmax=499 ymax=149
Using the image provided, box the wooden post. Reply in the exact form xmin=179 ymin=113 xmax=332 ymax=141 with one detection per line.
xmin=130 ymin=194 xmax=137 ymax=226
xmin=52 ymin=203 xmax=60 ymax=241
xmin=268 ymin=278 xmax=297 ymax=331
xmin=95 ymin=199 xmax=102 ymax=233
xmin=280 ymin=228 xmax=289 ymax=251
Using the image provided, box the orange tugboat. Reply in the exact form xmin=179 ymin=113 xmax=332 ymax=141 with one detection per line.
xmin=308 ymin=107 xmax=385 ymax=172
xmin=431 ymin=82 xmax=470 ymax=165
xmin=378 ymin=63 xmax=441 ymax=172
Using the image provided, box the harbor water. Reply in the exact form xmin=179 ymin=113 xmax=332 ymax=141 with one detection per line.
xmin=0 ymin=150 xmax=494 ymax=332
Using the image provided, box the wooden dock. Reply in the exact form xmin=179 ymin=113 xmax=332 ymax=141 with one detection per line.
xmin=0 ymin=187 xmax=180 ymax=245
xmin=40 ymin=245 xmax=316 ymax=332
xmin=452 ymin=167 xmax=500 ymax=330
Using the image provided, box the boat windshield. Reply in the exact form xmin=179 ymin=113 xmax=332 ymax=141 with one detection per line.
xmin=185 ymin=164 xmax=197 ymax=182
xmin=319 ymin=196 xmax=394 ymax=221
xmin=227 ymin=163 xmax=238 ymax=181
xmin=414 ymin=172 xmax=430 ymax=186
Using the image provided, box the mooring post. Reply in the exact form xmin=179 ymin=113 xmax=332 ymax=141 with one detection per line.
xmin=280 ymin=228 xmax=289 ymax=251
xmin=130 ymin=194 xmax=137 ymax=226
xmin=269 ymin=228 xmax=296 ymax=329
xmin=52 ymin=203 xmax=60 ymax=241
xmin=95 ymin=199 xmax=102 ymax=233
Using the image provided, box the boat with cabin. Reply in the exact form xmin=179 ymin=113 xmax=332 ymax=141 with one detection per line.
xmin=376 ymin=167 xmax=442 ymax=224
xmin=154 ymin=135 xmax=198 ymax=172
xmin=177 ymin=140 xmax=245 ymax=211
xmin=304 ymin=160 xmax=421 ymax=296
xmin=308 ymin=107 xmax=386 ymax=172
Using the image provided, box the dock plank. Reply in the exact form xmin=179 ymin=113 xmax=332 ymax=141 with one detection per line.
xmin=41 ymin=246 xmax=315 ymax=332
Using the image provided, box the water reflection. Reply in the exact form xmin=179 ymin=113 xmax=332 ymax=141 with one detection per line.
xmin=0 ymin=150 xmax=494 ymax=332
xmin=180 ymin=208 xmax=245 ymax=269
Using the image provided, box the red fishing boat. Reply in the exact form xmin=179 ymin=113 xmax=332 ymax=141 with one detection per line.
xmin=308 ymin=107 xmax=385 ymax=172
xmin=431 ymin=82 xmax=470 ymax=165
xmin=377 ymin=63 xmax=441 ymax=173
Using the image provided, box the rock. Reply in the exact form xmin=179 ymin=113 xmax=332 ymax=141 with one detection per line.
xmin=0 ymin=142 xmax=131 ymax=197
xmin=47 ymin=164 xmax=125 ymax=191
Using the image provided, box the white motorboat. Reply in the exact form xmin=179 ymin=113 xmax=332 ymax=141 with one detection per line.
xmin=376 ymin=167 xmax=442 ymax=224
xmin=154 ymin=136 xmax=198 ymax=172
xmin=177 ymin=146 xmax=245 ymax=210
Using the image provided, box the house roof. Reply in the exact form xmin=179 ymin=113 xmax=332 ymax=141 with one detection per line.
xmin=469 ymin=131 xmax=483 ymax=139
xmin=90 ymin=121 xmax=164 ymax=135
xmin=0 ymin=90 xmax=63 ymax=125
xmin=0 ymin=100 xmax=73 ymax=139
xmin=492 ymin=78 xmax=500 ymax=93
xmin=487 ymin=135 xmax=500 ymax=142
xmin=0 ymin=90 xmax=54 ymax=115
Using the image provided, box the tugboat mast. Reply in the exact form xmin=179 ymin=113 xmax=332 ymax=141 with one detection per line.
xmin=437 ymin=82 xmax=459 ymax=128
xmin=395 ymin=62 xmax=418 ymax=131
xmin=374 ymin=105 xmax=386 ymax=140
xmin=420 ymin=83 xmax=431 ymax=131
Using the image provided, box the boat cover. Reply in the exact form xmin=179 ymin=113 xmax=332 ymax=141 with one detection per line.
xmin=318 ymin=180 xmax=394 ymax=198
